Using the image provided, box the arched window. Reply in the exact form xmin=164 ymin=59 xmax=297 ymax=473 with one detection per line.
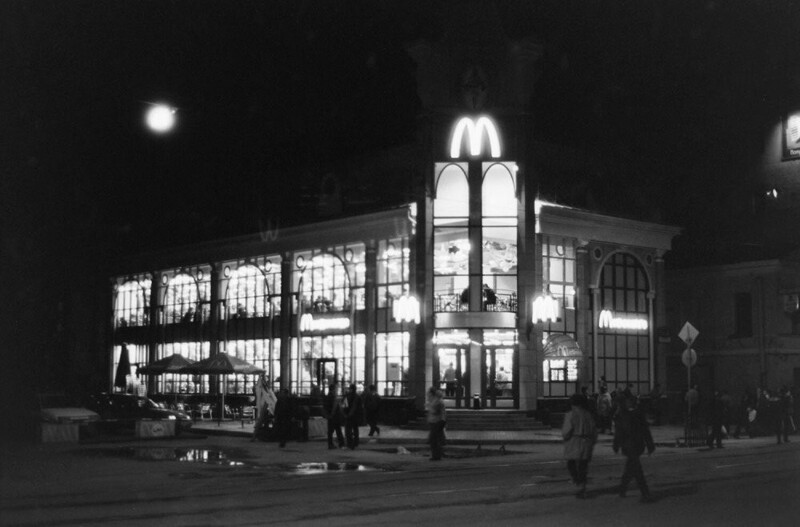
xmin=226 ymin=264 xmax=271 ymax=319
xmin=163 ymin=273 xmax=201 ymax=324
xmin=595 ymin=252 xmax=651 ymax=396
xmin=481 ymin=163 xmax=517 ymax=312
xmin=434 ymin=164 xmax=469 ymax=219
xmin=114 ymin=278 xmax=151 ymax=328
xmin=298 ymin=253 xmax=352 ymax=313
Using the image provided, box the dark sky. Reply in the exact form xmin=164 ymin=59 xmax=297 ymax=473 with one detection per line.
xmin=4 ymin=0 xmax=800 ymax=262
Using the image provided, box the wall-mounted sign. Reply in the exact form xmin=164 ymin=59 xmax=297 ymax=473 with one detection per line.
xmin=783 ymin=112 xmax=800 ymax=161
xmin=449 ymin=116 xmax=501 ymax=159
xmin=598 ymin=310 xmax=648 ymax=331
xmin=299 ymin=314 xmax=350 ymax=332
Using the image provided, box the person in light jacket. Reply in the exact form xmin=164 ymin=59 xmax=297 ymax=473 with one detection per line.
xmin=562 ymin=392 xmax=598 ymax=498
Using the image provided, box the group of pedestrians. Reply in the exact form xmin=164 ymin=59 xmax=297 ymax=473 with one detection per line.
xmin=322 ymin=382 xmax=382 ymax=450
xmin=562 ymin=391 xmax=655 ymax=503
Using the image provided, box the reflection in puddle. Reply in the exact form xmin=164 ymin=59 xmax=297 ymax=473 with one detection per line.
xmin=82 ymin=447 xmax=247 ymax=466
xmin=289 ymin=462 xmax=377 ymax=475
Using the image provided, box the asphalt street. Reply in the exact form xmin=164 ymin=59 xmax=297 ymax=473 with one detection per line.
xmin=1 ymin=427 xmax=798 ymax=526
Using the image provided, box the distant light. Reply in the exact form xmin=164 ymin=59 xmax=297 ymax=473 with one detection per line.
xmin=766 ymin=188 xmax=778 ymax=199
xmin=146 ymin=104 xmax=176 ymax=133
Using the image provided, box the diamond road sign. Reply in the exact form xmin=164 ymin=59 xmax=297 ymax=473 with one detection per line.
xmin=678 ymin=322 xmax=699 ymax=346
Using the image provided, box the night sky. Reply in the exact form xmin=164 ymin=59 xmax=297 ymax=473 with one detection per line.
xmin=4 ymin=1 xmax=800 ymax=281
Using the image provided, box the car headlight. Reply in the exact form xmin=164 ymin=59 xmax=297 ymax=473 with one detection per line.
xmin=167 ymin=415 xmax=177 ymax=420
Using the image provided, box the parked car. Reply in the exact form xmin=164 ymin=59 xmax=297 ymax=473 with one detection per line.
xmin=85 ymin=393 xmax=193 ymax=434
xmin=38 ymin=393 xmax=101 ymax=425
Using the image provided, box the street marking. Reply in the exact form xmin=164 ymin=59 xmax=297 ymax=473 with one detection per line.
xmin=421 ymin=486 xmax=499 ymax=495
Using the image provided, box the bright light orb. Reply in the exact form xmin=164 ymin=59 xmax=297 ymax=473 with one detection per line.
xmin=145 ymin=105 xmax=176 ymax=133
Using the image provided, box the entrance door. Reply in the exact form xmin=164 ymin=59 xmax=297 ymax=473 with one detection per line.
xmin=435 ymin=346 xmax=469 ymax=408
xmin=484 ymin=347 xmax=515 ymax=408
xmin=316 ymin=358 xmax=339 ymax=397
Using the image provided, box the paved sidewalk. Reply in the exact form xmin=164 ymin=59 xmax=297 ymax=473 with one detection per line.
xmin=191 ymin=419 xmax=776 ymax=449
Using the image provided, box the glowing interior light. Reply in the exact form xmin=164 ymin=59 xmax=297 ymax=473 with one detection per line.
xmin=532 ymin=294 xmax=559 ymax=323
xmin=449 ymin=116 xmax=501 ymax=158
xmin=598 ymin=310 xmax=648 ymax=331
xmin=393 ymin=294 xmax=420 ymax=324
xmin=146 ymin=104 xmax=176 ymax=133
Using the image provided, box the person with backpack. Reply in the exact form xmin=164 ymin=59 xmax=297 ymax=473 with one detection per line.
xmin=562 ymin=393 xmax=598 ymax=498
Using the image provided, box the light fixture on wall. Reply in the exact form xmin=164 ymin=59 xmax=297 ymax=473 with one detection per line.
xmin=393 ymin=293 xmax=420 ymax=324
xmin=532 ymin=290 xmax=559 ymax=324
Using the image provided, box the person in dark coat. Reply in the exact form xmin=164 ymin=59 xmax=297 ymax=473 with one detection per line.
xmin=706 ymin=390 xmax=726 ymax=449
xmin=613 ymin=395 xmax=656 ymax=503
xmin=426 ymin=386 xmax=447 ymax=461
xmin=562 ymin=393 xmax=598 ymax=498
xmin=273 ymin=388 xmax=293 ymax=448
xmin=363 ymin=384 xmax=381 ymax=437
xmin=344 ymin=384 xmax=363 ymax=449
xmin=322 ymin=382 xmax=344 ymax=449
xmin=777 ymin=386 xmax=794 ymax=444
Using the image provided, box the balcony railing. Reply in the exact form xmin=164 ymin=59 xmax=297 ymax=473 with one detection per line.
xmin=434 ymin=290 xmax=517 ymax=313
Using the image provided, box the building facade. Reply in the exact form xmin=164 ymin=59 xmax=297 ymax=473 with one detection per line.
xmin=110 ymin=115 xmax=679 ymax=413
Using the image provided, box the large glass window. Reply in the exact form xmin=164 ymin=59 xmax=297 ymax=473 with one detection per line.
xmin=293 ymin=246 xmax=365 ymax=314
xmin=434 ymin=164 xmax=470 ymax=312
xmin=291 ymin=334 xmax=365 ymax=395
xmin=594 ymin=252 xmax=650 ymax=396
xmin=161 ymin=267 xmax=211 ymax=324
xmin=224 ymin=257 xmax=281 ymax=319
xmin=376 ymin=238 xmax=410 ymax=309
xmin=114 ymin=276 xmax=151 ymax=328
xmin=375 ymin=332 xmax=410 ymax=396
xmin=223 ymin=338 xmax=281 ymax=394
xmin=481 ymin=163 xmax=517 ymax=312
xmin=541 ymin=237 xmax=578 ymax=397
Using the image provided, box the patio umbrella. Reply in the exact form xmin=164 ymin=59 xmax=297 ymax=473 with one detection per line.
xmin=114 ymin=343 xmax=131 ymax=391
xmin=138 ymin=354 xmax=196 ymax=406
xmin=137 ymin=353 xmax=195 ymax=375
xmin=180 ymin=353 xmax=265 ymax=423
xmin=543 ymin=334 xmax=583 ymax=358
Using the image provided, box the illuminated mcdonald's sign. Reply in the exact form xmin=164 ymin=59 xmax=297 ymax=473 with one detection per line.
xmin=598 ymin=310 xmax=648 ymax=331
xmin=449 ymin=116 xmax=501 ymax=159
xmin=299 ymin=313 xmax=350 ymax=332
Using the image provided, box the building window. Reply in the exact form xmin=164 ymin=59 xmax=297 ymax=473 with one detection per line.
xmin=434 ymin=163 xmax=470 ymax=312
xmin=223 ymin=338 xmax=280 ymax=395
xmin=114 ymin=276 xmax=151 ymax=328
xmin=594 ymin=252 xmax=650 ymax=396
xmin=377 ymin=238 xmax=410 ymax=309
xmin=734 ymin=292 xmax=753 ymax=338
xmin=292 ymin=246 xmax=365 ymax=315
xmin=155 ymin=341 xmax=211 ymax=394
xmin=543 ymin=359 xmax=579 ymax=384
xmin=224 ymin=257 xmax=281 ymax=319
xmin=161 ymin=267 xmax=211 ymax=324
xmin=375 ymin=332 xmax=410 ymax=396
xmin=291 ymin=334 xmax=365 ymax=395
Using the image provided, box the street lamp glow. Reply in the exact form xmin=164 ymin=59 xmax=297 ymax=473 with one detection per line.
xmin=145 ymin=104 xmax=176 ymax=133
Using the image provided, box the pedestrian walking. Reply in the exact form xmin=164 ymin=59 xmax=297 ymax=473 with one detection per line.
xmin=562 ymin=393 xmax=598 ymax=498
xmin=597 ymin=386 xmax=613 ymax=434
xmin=777 ymin=385 xmax=794 ymax=444
xmin=274 ymin=388 xmax=292 ymax=447
xmin=363 ymin=384 xmax=381 ymax=437
xmin=322 ymin=382 xmax=345 ymax=449
xmin=344 ymin=383 xmax=363 ymax=449
xmin=706 ymin=390 xmax=726 ymax=449
xmin=426 ymin=386 xmax=446 ymax=461
xmin=613 ymin=395 xmax=656 ymax=503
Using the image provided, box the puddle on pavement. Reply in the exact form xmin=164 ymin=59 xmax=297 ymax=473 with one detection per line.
xmin=285 ymin=462 xmax=382 ymax=475
xmin=80 ymin=447 xmax=249 ymax=466
xmin=381 ymin=446 xmax=521 ymax=459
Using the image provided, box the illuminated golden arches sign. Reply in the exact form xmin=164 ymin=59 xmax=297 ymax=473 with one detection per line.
xmin=598 ymin=310 xmax=648 ymax=331
xmin=449 ymin=116 xmax=501 ymax=159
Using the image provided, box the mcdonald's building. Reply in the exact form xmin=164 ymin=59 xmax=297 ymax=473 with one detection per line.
xmin=110 ymin=114 xmax=679 ymax=419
